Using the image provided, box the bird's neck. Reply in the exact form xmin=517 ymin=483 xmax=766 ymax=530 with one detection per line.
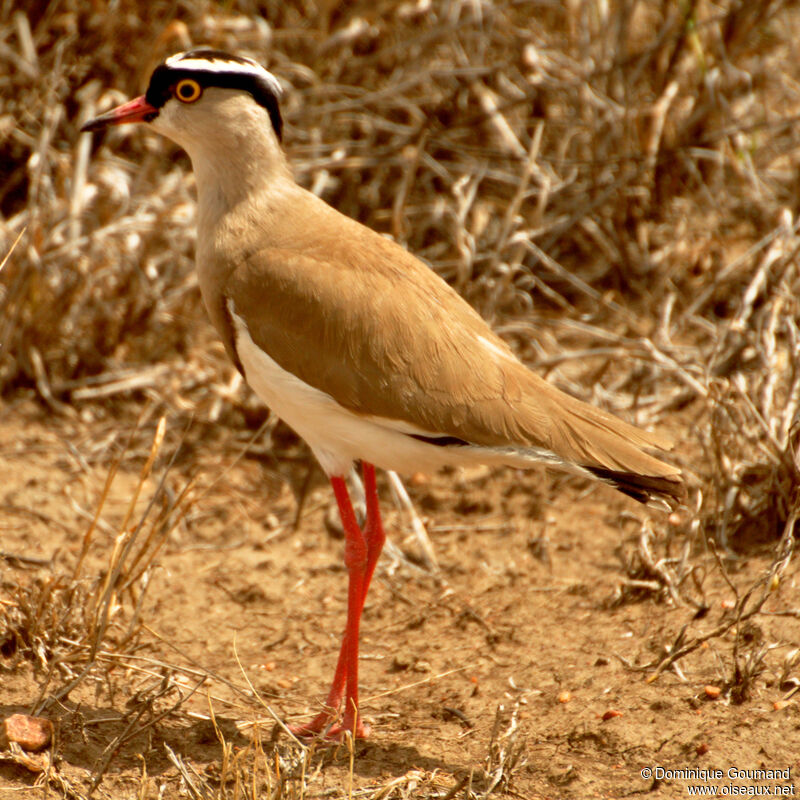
xmin=183 ymin=126 xmax=300 ymax=299
xmin=187 ymin=130 xmax=292 ymax=228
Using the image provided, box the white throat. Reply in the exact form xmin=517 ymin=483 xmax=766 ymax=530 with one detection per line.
xmin=152 ymin=91 xmax=291 ymax=226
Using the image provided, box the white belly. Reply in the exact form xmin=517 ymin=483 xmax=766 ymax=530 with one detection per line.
xmin=229 ymin=306 xmax=492 ymax=477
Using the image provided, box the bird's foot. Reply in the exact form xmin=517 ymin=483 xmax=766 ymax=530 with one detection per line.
xmin=324 ymin=718 xmax=370 ymax=741
xmin=289 ymin=711 xmax=369 ymax=741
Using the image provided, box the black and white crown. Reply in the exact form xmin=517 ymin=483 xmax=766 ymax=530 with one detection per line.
xmin=146 ymin=49 xmax=284 ymax=139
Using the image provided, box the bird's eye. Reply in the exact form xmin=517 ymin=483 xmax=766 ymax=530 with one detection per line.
xmin=175 ymin=79 xmax=202 ymax=103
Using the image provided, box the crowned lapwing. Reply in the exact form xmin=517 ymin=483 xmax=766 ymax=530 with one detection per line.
xmin=81 ymin=49 xmax=684 ymax=739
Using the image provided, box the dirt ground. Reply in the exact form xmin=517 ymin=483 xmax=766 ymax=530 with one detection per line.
xmin=1 ymin=399 xmax=797 ymax=800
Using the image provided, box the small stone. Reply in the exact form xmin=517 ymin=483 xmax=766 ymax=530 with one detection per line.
xmin=0 ymin=714 xmax=53 ymax=752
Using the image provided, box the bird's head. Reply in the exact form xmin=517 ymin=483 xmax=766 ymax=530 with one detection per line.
xmin=81 ymin=49 xmax=284 ymax=156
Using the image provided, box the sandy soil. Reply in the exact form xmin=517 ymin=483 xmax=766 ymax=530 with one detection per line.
xmin=0 ymin=400 xmax=797 ymax=799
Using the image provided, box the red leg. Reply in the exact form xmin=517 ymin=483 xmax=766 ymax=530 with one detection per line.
xmin=290 ymin=463 xmax=385 ymax=739
xmin=339 ymin=462 xmax=385 ymax=735
xmin=361 ymin=463 xmax=386 ymax=602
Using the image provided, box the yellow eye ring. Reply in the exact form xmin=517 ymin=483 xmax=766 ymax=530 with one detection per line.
xmin=175 ymin=79 xmax=202 ymax=103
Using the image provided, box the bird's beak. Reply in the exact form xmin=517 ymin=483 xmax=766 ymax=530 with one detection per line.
xmin=80 ymin=95 xmax=158 ymax=133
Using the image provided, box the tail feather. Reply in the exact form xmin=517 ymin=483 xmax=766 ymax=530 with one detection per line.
xmin=584 ymin=466 xmax=685 ymax=510
xmin=513 ymin=371 xmax=685 ymax=509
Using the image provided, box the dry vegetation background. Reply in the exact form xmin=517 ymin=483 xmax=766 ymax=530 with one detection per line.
xmin=2 ymin=0 xmax=800 ymax=798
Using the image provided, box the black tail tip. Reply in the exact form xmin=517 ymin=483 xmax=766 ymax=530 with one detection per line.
xmin=586 ymin=466 xmax=685 ymax=510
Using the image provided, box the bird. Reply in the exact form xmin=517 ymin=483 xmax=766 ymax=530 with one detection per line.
xmin=81 ymin=49 xmax=684 ymax=740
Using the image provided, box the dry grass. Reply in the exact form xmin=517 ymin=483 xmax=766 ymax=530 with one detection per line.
xmin=2 ymin=0 xmax=800 ymax=797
